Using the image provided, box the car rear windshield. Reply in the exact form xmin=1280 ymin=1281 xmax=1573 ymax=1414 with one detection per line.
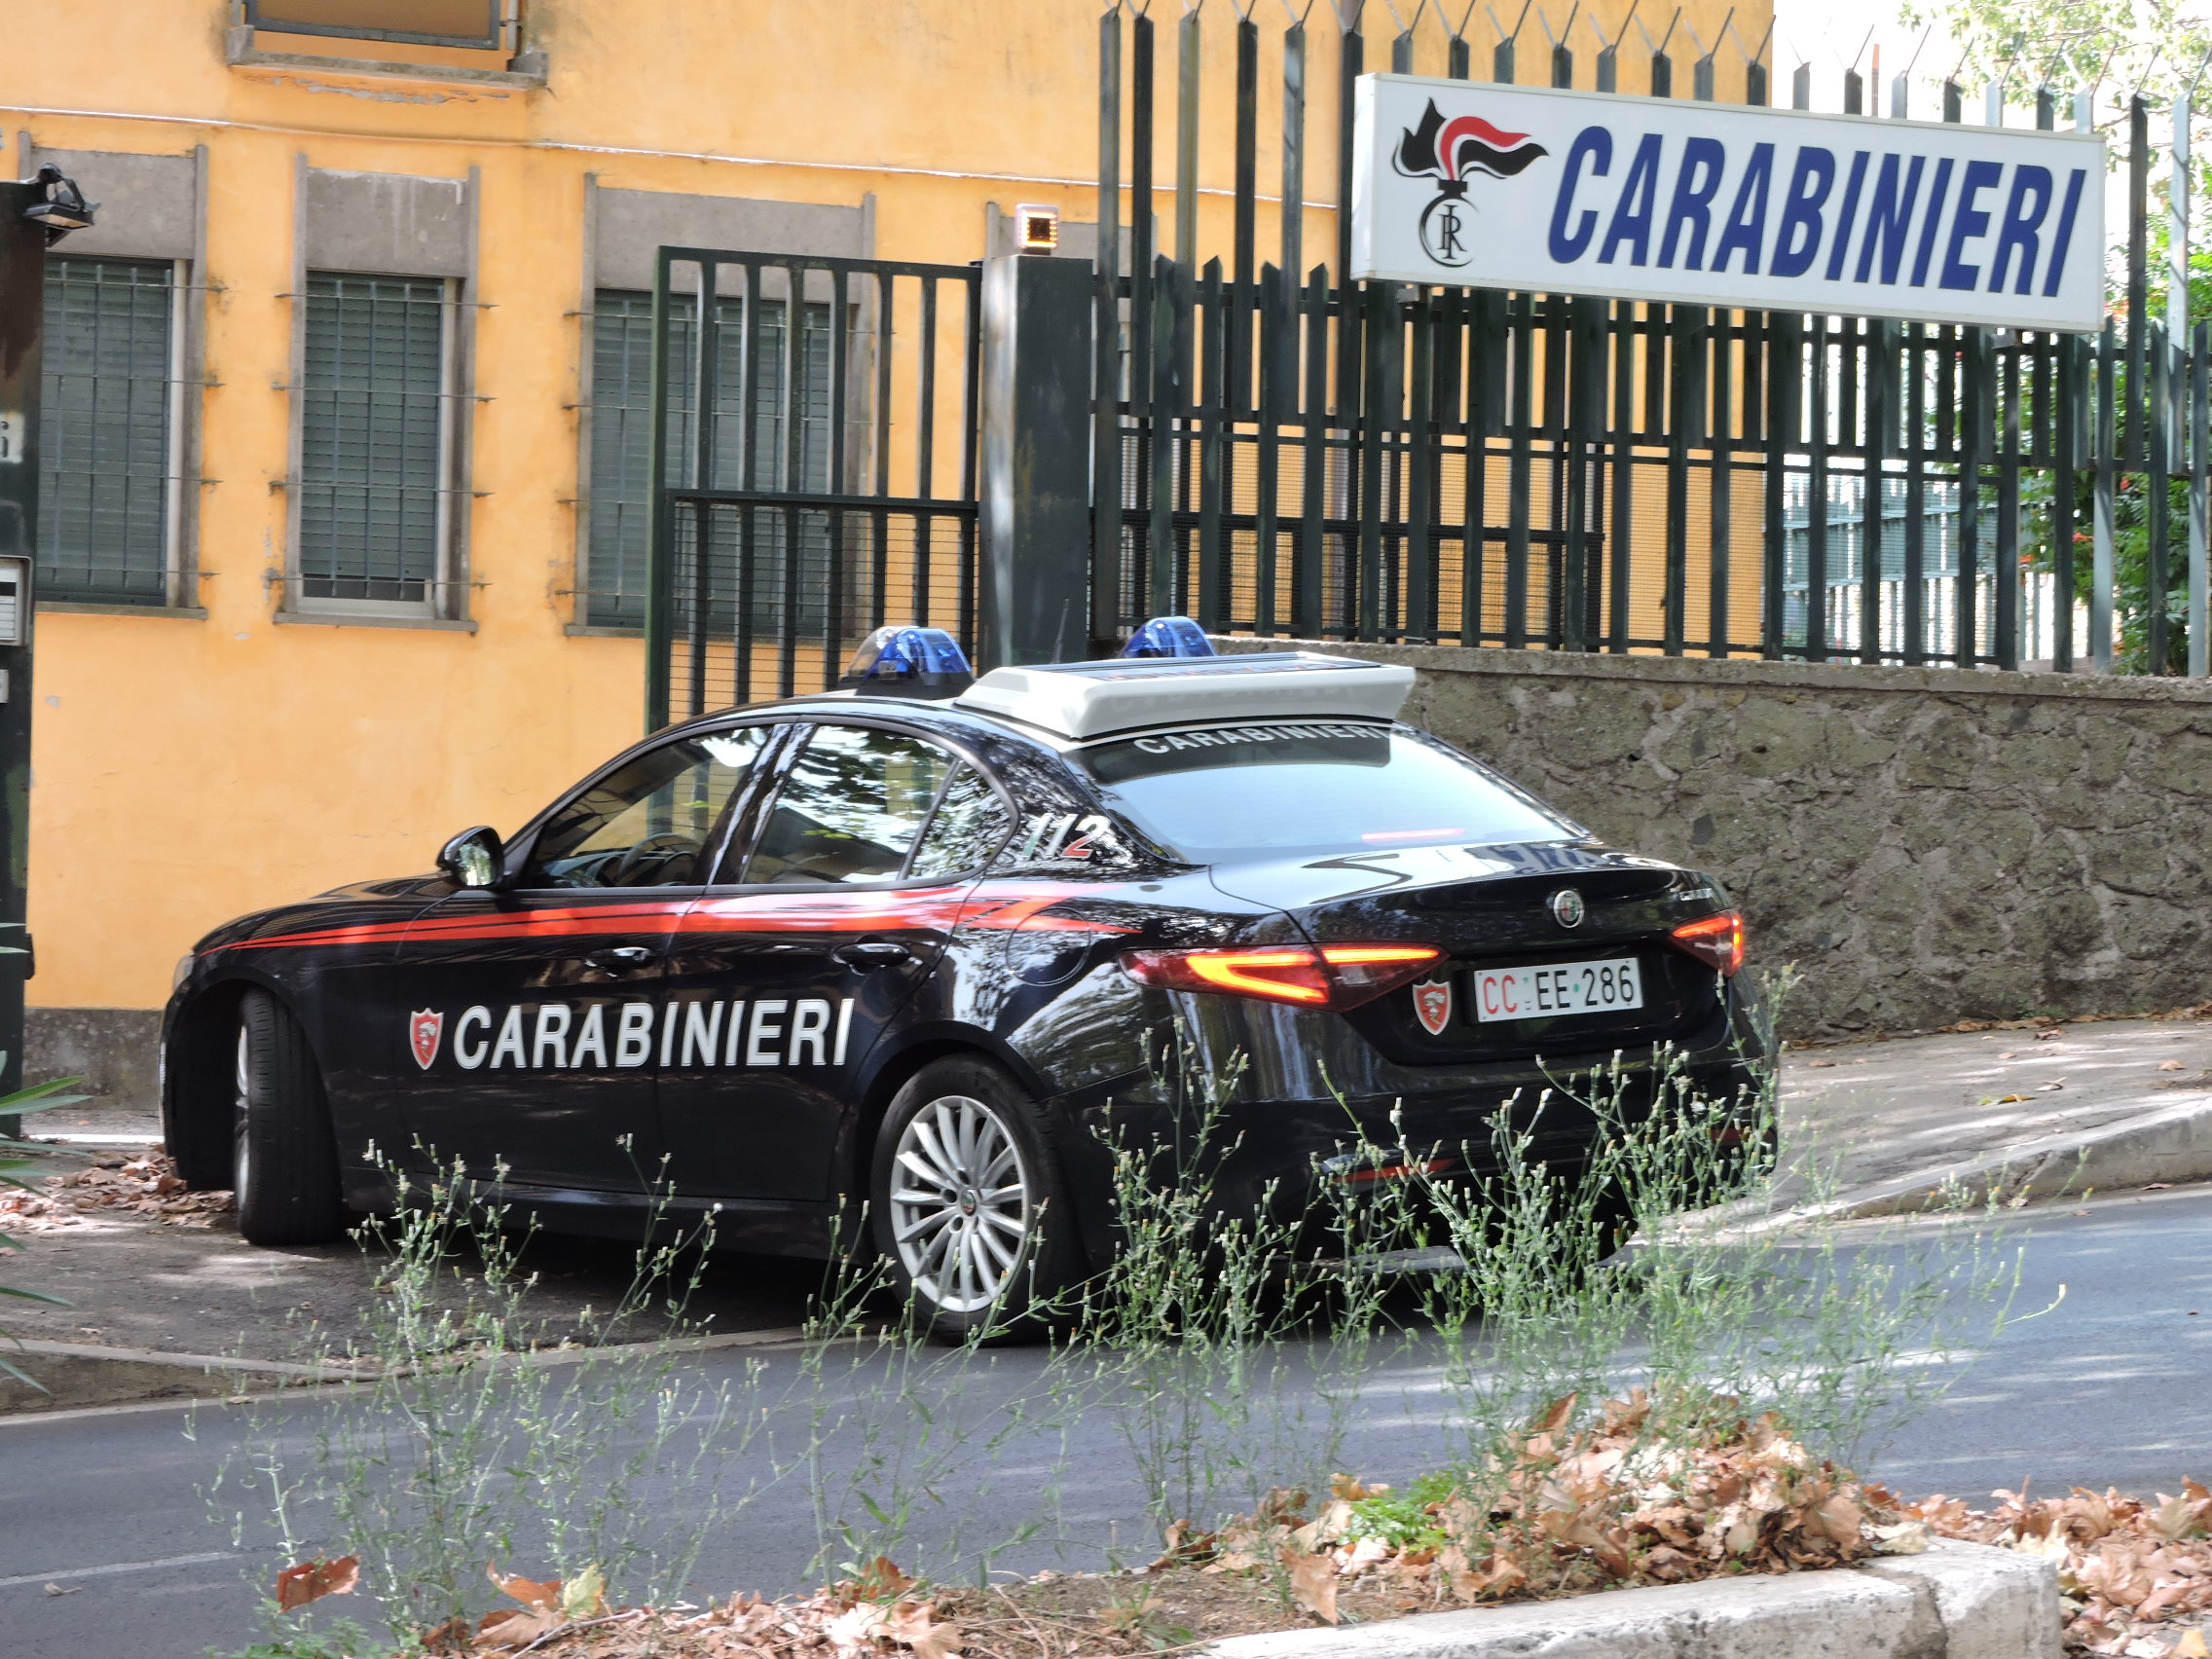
xmin=1073 ymin=722 xmax=1576 ymax=860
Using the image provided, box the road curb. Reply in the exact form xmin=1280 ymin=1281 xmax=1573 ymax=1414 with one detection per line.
xmin=1204 ymin=1542 xmax=2058 ymax=1659
xmin=1818 ymin=1092 xmax=2212 ymax=1221
xmin=0 ymin=1324 xmax=812 ymax=1419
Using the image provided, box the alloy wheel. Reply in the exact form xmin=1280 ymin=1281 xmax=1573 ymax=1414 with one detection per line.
xmin=232 ymin=1024 xmax=252 ymax=1197
xmin=887 ymin=1093 xmax=1034 ymax=1314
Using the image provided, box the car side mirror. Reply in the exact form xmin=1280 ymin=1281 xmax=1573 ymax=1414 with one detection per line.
xmin=437 ymin=826 xmax=506 ymax=890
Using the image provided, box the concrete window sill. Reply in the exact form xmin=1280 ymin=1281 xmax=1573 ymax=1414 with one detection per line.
xmin=225 ymin=26 xmax=547 ymax=90
xmin=275 ymin=610 xmax=479 ymax=635
xmin=37 ymin=602 xmax=208 ymax=620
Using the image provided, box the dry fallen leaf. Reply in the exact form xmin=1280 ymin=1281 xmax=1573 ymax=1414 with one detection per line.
xmin=2160 ymin=1059 xmax=2187 ymax=1072
xmin=488 ymin=1566 xmax=564 ymax=1613
xmin=851 ymin=1556 xmax=915 ymax=1601
xmin=882 ymin=1597 xmax=964 ymax=1659
xmin=275 ymin=1556 xmax=360 ymax=1611
xmin=1281 ymin=1547 xmax=1339 ymax=1624
xmin=472 ymin=1608 xmax=560 ymax=1651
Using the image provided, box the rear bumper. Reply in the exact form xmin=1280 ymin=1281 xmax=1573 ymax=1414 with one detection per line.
xmin=1047 ymin=973 xmax=1773 ymax=1266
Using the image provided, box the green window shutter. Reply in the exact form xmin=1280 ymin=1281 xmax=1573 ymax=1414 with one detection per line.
xmin=587 ymin=288 xmax=837 ymax=633
xmin=37 ymin=257 xmax=174 ymax=606
xmin=298 ymin=274 xmax=446 ymax=605
xmin=585 ymin=290 xmax=657 ymax=629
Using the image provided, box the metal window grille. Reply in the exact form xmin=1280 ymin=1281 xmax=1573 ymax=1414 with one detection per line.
xmin=586 ymin=288 xmax=832 ymax=629
xmin=297 ymin=273 xmax=452 ymax=610
xmin=244 ymin=0 xmax=502 ymax=51
xmin=37 ymin=257 xmax=177 ymax=607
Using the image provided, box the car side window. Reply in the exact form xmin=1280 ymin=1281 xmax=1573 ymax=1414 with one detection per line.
xmin=745 ymin=725 xmax=958 ymax=886
xmin=526 ymin=726 xmax=770 ymax=889
xmin=906 ymin=763 xmax=1013 ymax=880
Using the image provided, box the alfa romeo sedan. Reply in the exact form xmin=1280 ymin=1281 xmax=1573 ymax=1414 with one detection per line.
xmin=163 ymin=622 xmax=1770 ymax=1337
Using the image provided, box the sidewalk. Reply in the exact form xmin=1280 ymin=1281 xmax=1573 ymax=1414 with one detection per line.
xmin=6 ymin=1012 xmax=2208 ymax=1389
xmin=1781 ymin=1013 xmax=2212 ymax=1211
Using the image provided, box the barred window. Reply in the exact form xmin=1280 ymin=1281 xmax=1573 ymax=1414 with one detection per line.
xmin=245 ymin=0 xmax=501 ymax=49
xmin=297 ymin=273 xmax=452 ymax=610
xmin=38 ymin=257 xmax=177 ymax=607
xmin=585 ymin=289 xmax=833 ymax=628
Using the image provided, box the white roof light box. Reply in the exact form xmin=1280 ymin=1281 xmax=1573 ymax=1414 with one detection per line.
xmin=955 ymin=651 xmax=1417 ymax=740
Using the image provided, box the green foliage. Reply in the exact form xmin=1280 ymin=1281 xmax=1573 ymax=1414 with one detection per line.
xmin=2022 ymin=461 xmax=2194 ymax=674
xmin=215 ymin=1624 xmax=373 ymax=1659
xmin=219 ymin=1149 xmax=754 ymax=1654
xmin=1898 ymin=0 xmax=2211 ymax=108
xmin=0 ymin=1077 xmax=92 ymax=1389
xmin=219 ymin=1019 xmax=2022 ymax=1651
xmin=1340 ymin=1472 xmax=1460 ymax=1552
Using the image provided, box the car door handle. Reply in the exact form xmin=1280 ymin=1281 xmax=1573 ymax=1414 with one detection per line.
xmin=832 ymin=940 xmax=915 ymax=970
xmin=583 ymin=946 xmax=655 ymax=974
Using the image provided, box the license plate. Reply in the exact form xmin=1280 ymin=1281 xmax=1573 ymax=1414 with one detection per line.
xmin=1470 ymin=958 xmax=1642 ymax=1023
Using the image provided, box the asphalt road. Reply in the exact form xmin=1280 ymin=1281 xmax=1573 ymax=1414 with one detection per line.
xmin=5 ymin=1182 xmax=2209 ymax=1659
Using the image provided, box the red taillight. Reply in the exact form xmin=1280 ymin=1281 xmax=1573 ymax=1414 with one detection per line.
xmin=1123 ymin=943 xmax=1444 ymax=1010
xmin=1670 ymin=910 xmax=1745 ymax=976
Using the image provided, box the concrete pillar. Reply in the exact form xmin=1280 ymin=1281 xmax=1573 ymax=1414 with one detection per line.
xmin=977 ymin=252 xmax=1093 ymax=670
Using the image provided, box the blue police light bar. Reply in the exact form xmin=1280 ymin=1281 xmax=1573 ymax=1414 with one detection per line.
xmin=839 ymin=625 xmax=974 ymax=696
xmin=1122 ymin=615 xmax=1215 ymax=658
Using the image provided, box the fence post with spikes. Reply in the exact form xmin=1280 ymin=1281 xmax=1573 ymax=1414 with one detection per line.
xmin=1281 ymin=19 xmax=1304 ymax=288
xmin=2171 ymin=92 xmax=2191 ymax=347
xmin=1175 ymin=7 xmax=1201 ymax=269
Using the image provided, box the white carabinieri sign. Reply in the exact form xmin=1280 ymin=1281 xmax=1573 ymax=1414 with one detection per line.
xmin=1350 ymin=74 xmax=2107 ymax=332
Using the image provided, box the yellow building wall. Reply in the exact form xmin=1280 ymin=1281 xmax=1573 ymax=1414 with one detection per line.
xmin=5 ymin=0 xmax=1765 ymax=1014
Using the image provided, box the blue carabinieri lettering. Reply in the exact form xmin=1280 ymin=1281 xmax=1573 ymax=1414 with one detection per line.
xmin=1711 ymin=142 xmax=1775 ymax=275
xmin=1658 ymin=136 xmax=1727 ymax=270
xmin=1823 ymin=151 xmax=1872 ymax=280
xmin=1940 ymin=159 xmax=2003 ymax=291
xmin=1855 ymin=155 xmax=1926 ymax=285
xmin=1770 ymin=147 xmax=1836 ymax=278
xmin=1989 ymin=166 xmax=2054 ymax=294
xmin=2044 ymin=168 xmax=2087 ymax=298
xmin=1599 ymin=132 xmax=1665 ymax=266
xmin=1549 ymin=126 xmax=1612 ymax=262
xmin=1909 ymin=157 xmax=1956 ymax=287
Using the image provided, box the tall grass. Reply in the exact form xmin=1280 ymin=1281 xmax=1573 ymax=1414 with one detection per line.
xmin=219 ymin=1015 xmax=2020 ymax=1654
xmin=216 ymin=1155 xmax=760 ymax=1652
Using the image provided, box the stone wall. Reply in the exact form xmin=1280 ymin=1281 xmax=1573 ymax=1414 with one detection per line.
xmin=24 ymin=1008 xmax=163 ymax=1117
xmin=1223 ymin=641 xmax=2212 ymax=1040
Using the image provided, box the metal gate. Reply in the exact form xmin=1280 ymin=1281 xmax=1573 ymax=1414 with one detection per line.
xmin=1097 ymin=255 xmax=2136 ymax=669
xmin=643 ymin=247 xmax=981 ymax=727
xmin=645 ymin=19 xmax=2207 ymax=715
xmin=1088 ymin=10 xmax=2204 ymax=680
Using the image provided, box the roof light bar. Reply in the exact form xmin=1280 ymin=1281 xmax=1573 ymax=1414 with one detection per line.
xmin=955 ymin=650 xmax=1416 ymax=739
xmin=1122 ymin=615 xmax=1216 ymax=658
xmin=839 ymin=626 xmax=974 ymax=697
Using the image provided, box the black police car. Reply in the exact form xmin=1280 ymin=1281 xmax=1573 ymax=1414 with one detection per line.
xmin=163 ymin=619 xmax=1769 ymax=1338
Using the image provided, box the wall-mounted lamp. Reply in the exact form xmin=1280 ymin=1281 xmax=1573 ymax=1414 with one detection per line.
xmin=19 ymin=164 xmax=96 ymax=245
xmin=1015 ymin=203 xmax=1059 ymax=256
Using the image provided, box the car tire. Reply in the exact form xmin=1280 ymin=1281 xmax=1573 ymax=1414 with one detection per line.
xmin=233 ymin=989 xmax=348 ymax=1247
xmin=869 ymin=1055 xmax=1079 ymax=1346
